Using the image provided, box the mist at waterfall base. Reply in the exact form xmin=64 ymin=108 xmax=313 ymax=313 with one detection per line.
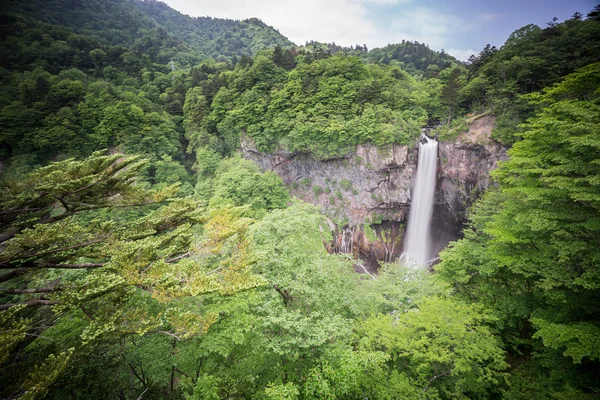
xmin=401 ymin=136 xmax=438 ymax=266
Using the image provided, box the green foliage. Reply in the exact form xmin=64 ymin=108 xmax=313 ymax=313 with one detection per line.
xmin=0 ymin=305 xmax=29 ymax=364
xmin=364 ymin=224 xmax=377 ymax=242
xmin=0 ymin=153 xmax=266 ymax=397
xmin=3 ymin=2 xmax=600 ymax=398
xmin=1 ymin=0 xmax=453 ymax=168
xmin=183 ymin=374 xmax=221 ymax=400
xmin=299 ymin=177 xmax=311 ymax=188
xmin=264 ymin=382 xmax=300 ymax=400
xmin=433 ymin=117 xmax=468 ymax=141
xmin=194 ymin=147 xmax=221 ymax=183
xmin=0 ymin=0 xmax=291 ymax=182
xmin=462 ymin=14 xmax=600 ymax=144
xmin=437 ymin=63 xmax=600 ymax=396
xmin=186 ymin=53 xmax=432 ymax=159
xmin=0 ymin=158 xmax=516 ymax=400
xmin=311 ymin=185 xmax=323 ymax=197
xmin=361 ymin=41 xmax=460 ymax=75
xmin=358 ymin=297 xmax=508 ymax=398
xmin=0 ymin=32 xmax=190 ymax=176
xmin=19 ymin=348 xmax=74 ymax=400
xmin=355 ymin=263 xmax=446 ymax=317
xmin=441 ymin=67 xmax=464 ymax=122
xmin=200 ymin=156 xmax=289 ymax=218
xmin=4 ymin=0 xmax=291 ymax=65
xmin=339 ymin=178 xmax=353 ymax=191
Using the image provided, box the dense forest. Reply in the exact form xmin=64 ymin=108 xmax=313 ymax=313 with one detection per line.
xmin=1 ymin=0 xmax=600 ymax=399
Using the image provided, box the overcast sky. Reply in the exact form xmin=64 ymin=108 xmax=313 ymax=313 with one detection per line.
xmin=161 ymin=0 xmax=597 ymax=60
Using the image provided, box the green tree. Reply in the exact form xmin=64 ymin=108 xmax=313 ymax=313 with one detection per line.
xmin=204 ymin=157 xmax=289 ymax=217
xmin=0 ymin=152 xmax=265 ymax=398
xmin=437 ymin=63 xmax=600 ymax=396
xmin=441 ymin=68 xmax=462 ymax=124
xmin=358 ymin=297 xmax=508 ymax=398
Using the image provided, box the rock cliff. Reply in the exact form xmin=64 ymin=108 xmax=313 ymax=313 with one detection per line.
xmin=432 ymin=115 xmax=507 ymax=254
xmin=242 ymin=115 xmax=506 ymax=268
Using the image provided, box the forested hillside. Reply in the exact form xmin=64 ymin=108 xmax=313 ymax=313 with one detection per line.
xmin=3 ymin=0 xmax=292 ymax=62
xmin=438 ymin=61 xmax=600 ymax=398
xmin=1 ymin=0 xmax=600 ymax=399
xmin=461 ymin=14 xmax=600 ymax=143
xmin=300 ymin=40 xmax=459 ymax=76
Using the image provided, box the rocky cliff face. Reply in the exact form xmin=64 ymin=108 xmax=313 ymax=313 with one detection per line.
xmin=242 ymin=115 xmax=506 ymax=268
xmin=242 ymin=140 xmax=416 ymax=225
xmin=433 ymin=116 xmax=507 ymax=254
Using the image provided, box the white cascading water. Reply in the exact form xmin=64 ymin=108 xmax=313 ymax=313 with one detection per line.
xmin=401 ymin=135 xmax=438 ymax=266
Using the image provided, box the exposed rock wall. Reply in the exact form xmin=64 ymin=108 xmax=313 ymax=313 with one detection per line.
xmin=435 ymin=116 xmax=507 ymax=250
xmin=242 ymin=139 xmax=417 ymax=226
xmin=242 ymin=115 xmax=506 ymax=265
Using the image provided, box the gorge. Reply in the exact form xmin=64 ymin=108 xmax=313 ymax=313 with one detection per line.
xmin=242 ymin=115 xmax=506 ymax=270
xmin=2 ymin=0 xmax=599 ymax=397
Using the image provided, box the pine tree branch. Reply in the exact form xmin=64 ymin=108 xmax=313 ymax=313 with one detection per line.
xmin=0 ymin=201 xmax=161 ymax=244
xmin=165 ymin=252 xmax=191 ymax=263
xmin=7 ymin=237 xmax=108 ymax=262
xmin=0 ymin=299 xmax=59 ymax=311
xmin=0 ymin=207 xmax=44 ymax=215
xmin=54 ymin=196 xmax=70 ymax=212
xmin=79 ymin=304 xmax=95 ymax=321
xmin=428 ymin=369 xmax=452 ymax=384
xmin=0 ymin=269 xmax=26 ymax=283
xmin=36 ymin=263 xmax=106 ymax=269
xmin=0 ymin=286 xmax=59 ymax=294
xmin=273 ymin=284 xmax=293 ymax=306
xmin=128 ymin=364 xmax=146 ymax=387
xmin=0 ymin=262 xmax=105 ymax=270
xmin=0 ymin=227 xmax=19 ymax=244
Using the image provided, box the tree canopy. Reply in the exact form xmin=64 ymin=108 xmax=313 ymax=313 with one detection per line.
xmin=437 ymin=62 xmax=600 ymax=397
xmin=1 ymin=1 xmax=600 ymax=398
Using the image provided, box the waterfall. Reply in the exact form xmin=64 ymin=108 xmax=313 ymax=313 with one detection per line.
xmin=337 ymin=226 xmax=355 ymax=254
xmin=401 ymin=135 xmax=438 ymax=266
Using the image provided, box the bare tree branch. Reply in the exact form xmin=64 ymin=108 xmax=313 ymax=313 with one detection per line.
xmin=152 ymin=330 xmax=182 ymax=341
xmin=80 ymin=304 xmax=95 ymax=321
xmin=136 ymin=388 xmax=149 ymax=400
xmin=165 ymin=252 xmax=191 ymax=263
xmin=273 ymin=285 xmax=293 ymax=306
xmin=0 ymin=269 xmax=26 ymax=283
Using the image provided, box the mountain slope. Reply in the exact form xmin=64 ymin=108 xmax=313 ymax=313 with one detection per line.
xmin=301 ymin=40 xmax=461 ymax=75
xmin=366 ymin=41 xmax=459 ymax=74
xmin=3 ymin=0 xmax=293 ymax=62
xmin=136 ymin=0 xmax=293 ymax=59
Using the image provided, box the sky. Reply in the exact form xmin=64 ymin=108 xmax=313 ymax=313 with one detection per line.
xmin=162 ymin=0 xmax=597 ymax=60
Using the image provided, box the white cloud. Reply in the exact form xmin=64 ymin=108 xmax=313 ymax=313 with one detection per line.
xmin=479 ymin=13 xmax=499 ymax=22
xmin=363 ymin=0 xmax=410 ymax=5
xmin=164 ymin=0 xmax=380 ymax=46
xmin=446 ymin=48 xmax=478 ymax=62
xmin=162 ymin=0 xmax=483 ymax=53
xmin=381 ymin=7 xmax=470 ymax=49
